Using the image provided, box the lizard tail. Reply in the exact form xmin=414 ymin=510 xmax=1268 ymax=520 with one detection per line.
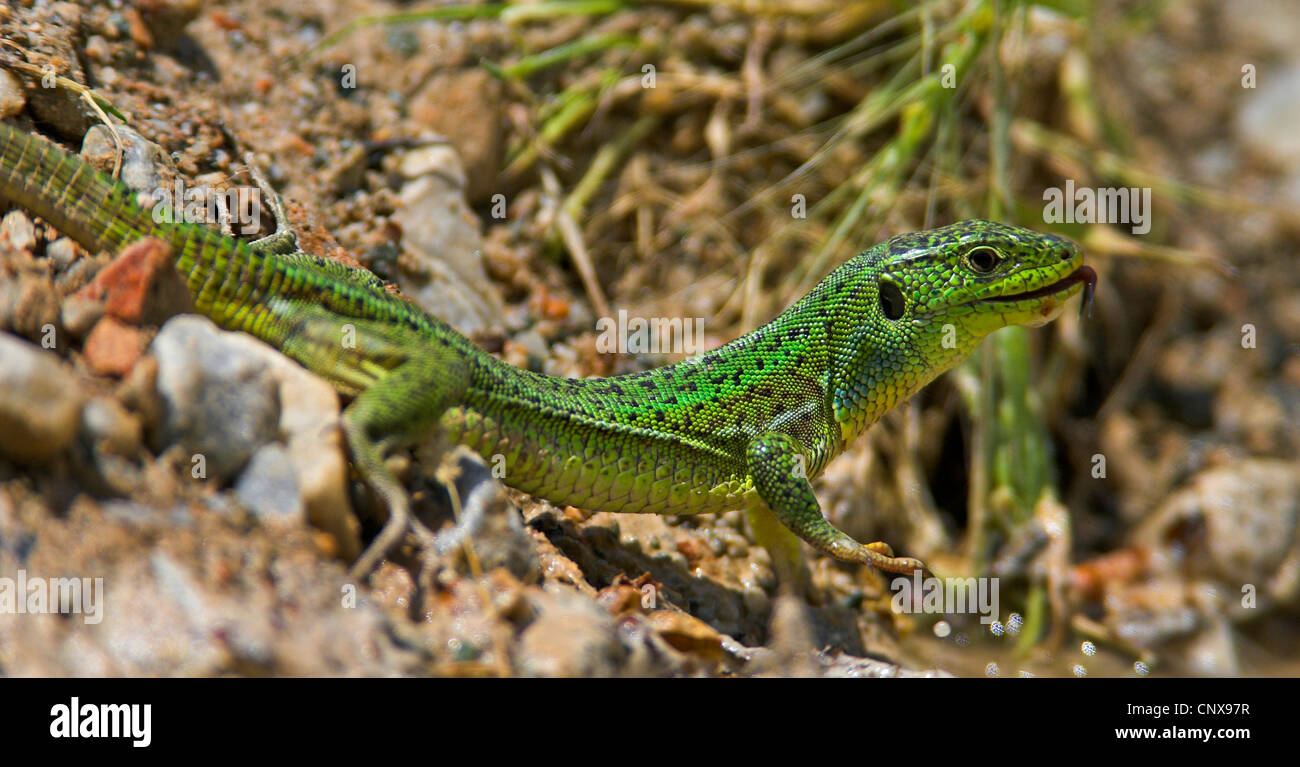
xmin=0 ymin=121 xmax=163 ymax=254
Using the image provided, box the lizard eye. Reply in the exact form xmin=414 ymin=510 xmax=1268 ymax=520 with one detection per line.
xmin=965 ymin=246 xmax=1002 ymax=274
xmin=878 ymin=279 xmax=905 ymax=320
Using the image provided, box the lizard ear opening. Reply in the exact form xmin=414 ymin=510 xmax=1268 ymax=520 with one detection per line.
xmin=878 ymin=279 xmax=905 ymax=320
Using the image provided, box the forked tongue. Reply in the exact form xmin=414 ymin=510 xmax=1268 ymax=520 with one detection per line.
xmin=1077 ymin=265 xmax=1098 ymax=320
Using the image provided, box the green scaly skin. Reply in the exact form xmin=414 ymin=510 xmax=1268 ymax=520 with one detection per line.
xmin=0 ymin=122 xmax=1094 ymax=582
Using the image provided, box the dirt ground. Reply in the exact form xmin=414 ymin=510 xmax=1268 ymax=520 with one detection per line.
xmin=0 ymin=0 xmax=1297 ymax=677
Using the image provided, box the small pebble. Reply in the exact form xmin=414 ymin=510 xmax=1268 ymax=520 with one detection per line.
xmin=0 ymin=68 xmax=26 ymax=119
xmin=0 ymin=210 xmax=36 ymax=252
xmin=0 ymin=332 xmax=84 ymax=462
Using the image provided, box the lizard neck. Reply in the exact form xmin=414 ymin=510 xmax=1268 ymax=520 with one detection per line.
xmin=823 ymin=260 xmax=984 ymax=447
xmin=828 ymin=327 xmax=972 ymax=446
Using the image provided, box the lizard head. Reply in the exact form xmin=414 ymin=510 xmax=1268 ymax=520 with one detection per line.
xmin=876 ymin=218 xmax=1092 ymax=334
xmin=827 ymin=219 xmax=1093 ymax=440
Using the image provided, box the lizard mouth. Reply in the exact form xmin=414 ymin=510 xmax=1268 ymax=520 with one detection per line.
xmin=983 ymin=265 xmax=1097 ymax=308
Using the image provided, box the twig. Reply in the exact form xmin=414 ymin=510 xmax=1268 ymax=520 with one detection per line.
xmin=541 ymin=165 xmax=611 ymax=320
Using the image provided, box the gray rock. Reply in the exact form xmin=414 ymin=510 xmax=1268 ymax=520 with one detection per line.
xmin=149 ymin=315 xmax=359 ymax=558
xmin=150 ymin=316 xmax=281 ymax=481
xmin=253 ymin=339 xmax=359 ymax=560
xmin=1136 ymin=458 xmax=1300 ymax=615
xmin=391 ymin=143 xmax=504 ymax=337
xmin=0 ymin=331 xmax=84 ymax=462
xmin=235 ymin=443 xmax=304 ymax=523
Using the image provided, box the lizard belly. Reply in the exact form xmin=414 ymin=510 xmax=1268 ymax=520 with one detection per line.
xmin=440 ymin=404 xmax=755 ymax=516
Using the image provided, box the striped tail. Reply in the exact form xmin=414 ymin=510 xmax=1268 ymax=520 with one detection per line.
xmin=0 ymin=121 xmax=451 ymax=348
xmin=0 ymin=121 xmax=285 ymax=337
xmin=0 ymin=121 xmax=169 ymax=255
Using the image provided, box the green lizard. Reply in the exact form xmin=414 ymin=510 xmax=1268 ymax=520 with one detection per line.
xmin=0 ymin=121 xmax=1095 ymax=584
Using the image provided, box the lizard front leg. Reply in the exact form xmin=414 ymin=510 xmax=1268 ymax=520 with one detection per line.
xmin=745 ymin=431 xmax=928 ymax=580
